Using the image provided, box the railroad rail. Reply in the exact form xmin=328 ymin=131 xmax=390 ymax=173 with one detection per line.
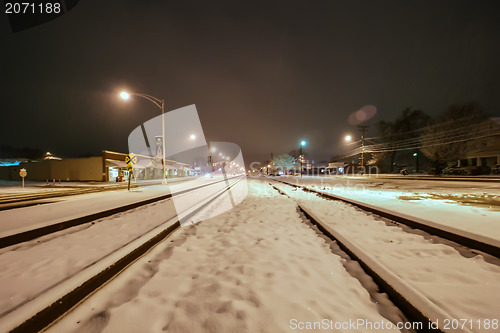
xmin=2 ymin=176 xmax=245 ymax=333
xmin=0 ymin=178 xmax=196 ymax=210
xmin=0 ymin=176 xmax=239 ymax=249
xmin=275 ymin=179 xmax=500 ymax=259
xmin=271 ymin=183 xmax=460 ymax=333
xmin=272 ymin=180 xmax=500 ymax=333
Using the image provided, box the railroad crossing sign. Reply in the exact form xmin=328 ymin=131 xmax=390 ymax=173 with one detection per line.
xmin=125 ymin=153 xmax=137 ymax=165
xmin=19 ymin=168 xmax=27 ymax=178
xmin=19 ymin=168 xmax=27 ymax=188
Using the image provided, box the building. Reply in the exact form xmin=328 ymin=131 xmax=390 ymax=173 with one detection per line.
xmin=325 ymin=162 xmax=349 ymax=175
xmin=458 ymin=118 xmax=500 ymax=170
xmin=0 ymin=150 xmax=193 ymax=182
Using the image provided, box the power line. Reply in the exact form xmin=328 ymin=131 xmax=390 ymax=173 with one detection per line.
xmin=339 ymin=119 xmax=500 ymax=159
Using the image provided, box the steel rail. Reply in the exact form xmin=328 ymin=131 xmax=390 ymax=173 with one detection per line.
xmin=7 ymin=177 xmax=245 ymax=333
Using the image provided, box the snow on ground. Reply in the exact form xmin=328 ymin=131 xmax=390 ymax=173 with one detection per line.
xmin=279 ymin=176 xmax=500 ymax=241
xmin=0 ymin=177 xmax=194 ymax=196
xmin=0 ymin=195 xmax=178 ymax=319
xmin=0 ymin=175 xmax=229 ymax=237
xmin=48 ymin=179 xmax=409 ymax=333
xmin=0 ymin=176 xmax=241 ymax=329
xmin=273 ymin=182 xmax=500 ymax=332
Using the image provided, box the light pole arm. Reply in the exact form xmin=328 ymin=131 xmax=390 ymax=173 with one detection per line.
xmin=125 ymin=91 xmax=166 ymax=182
xmin=131 ymin=93 xmax=164 ymax=109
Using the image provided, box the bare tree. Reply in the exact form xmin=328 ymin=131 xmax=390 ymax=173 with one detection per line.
xmin=420 ymin=102 xmax=486 ymax=173
xmin=377 ymin=108 xmax=430 ymax=172
xmin=272 ymin=153 xmax=296 ymax=174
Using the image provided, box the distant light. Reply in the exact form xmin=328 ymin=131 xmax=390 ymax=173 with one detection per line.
xmin=226 ymin=157 xmax=230 ymax=161
xmin=268 ymin=164 xmax=271 ymax=167
xmin=300 ymin=140 xmax=306 ymax=146
xmin=211 ymin=147 xmax=216 ymax=152
xmin=345 ymin=135 xmax=352 ymax=142
xmin=413 ymin=153 xmax=418 ymax=157
xmin=120 ymin=91 xmax=130 ymax=100
xmin=190 ymin=134 xmax=196 ymax=140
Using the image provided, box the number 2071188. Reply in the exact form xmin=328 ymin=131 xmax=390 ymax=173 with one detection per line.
xmin=5 ymin=2 xmax=61 ymax=14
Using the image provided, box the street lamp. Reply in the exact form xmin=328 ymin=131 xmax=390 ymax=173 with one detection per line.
xmin=120 ymin=91 xmax=166 ymax=182
xmin=357 ymin=125 xmax=369 ymax=170
xmin=344 ymin=127 xmax=369 ymax=171
xmin=299 ymin=140 xmax=306 ymax=177
xmin=413 ymin=152 xmax=419 ymax=173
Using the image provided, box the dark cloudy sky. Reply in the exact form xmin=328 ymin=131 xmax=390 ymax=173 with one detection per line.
xmin=1 ymin=0 xmax=499 ymax=164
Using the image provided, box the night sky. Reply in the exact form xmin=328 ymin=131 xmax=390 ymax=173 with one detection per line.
xmin=1 ymin=0 xmax=499 ymax=165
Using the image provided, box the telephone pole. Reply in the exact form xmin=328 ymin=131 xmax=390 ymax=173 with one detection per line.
xmin=357 ymin=125 xmax=369 ymax=170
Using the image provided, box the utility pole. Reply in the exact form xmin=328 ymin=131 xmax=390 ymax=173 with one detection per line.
xmin=299 ymin=146 xmax=303 ymax=177
xmin=299 ymin=141 xmax=306 ymax=177
xmin=357 ymin=125 xmax=369 ymax=171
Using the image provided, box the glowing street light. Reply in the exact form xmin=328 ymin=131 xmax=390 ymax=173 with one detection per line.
xmin=343 ymin=126 xmax=369 ymax=170
xmin=120 ymin=91 xmax=166 ymax=182
xmin=190 ymin=134 xmax=196 ymax=140
xmin=299 ymin=140 xmax=307 ymax=177
xmin=413 ymin=152 xmax=419 ymax=173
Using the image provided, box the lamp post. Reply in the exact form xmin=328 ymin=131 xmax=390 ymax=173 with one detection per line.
xmin=299 ymin=140 xmax=306 ymax=177
xmin=357 ymin=125 xmax=369 ymax=171
xmin=345 ymin=126 xmax=369 ymax=173
xmin=413 ymin=152 xmax=419 ymax=173
xmin=120 ymin=91 xmax=166 ymax=183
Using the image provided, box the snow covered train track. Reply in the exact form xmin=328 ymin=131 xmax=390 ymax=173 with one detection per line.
xmin=0 ymin=177 xmax=238 ymax=249
xmin=271 ymin=181 xmax=500 ymax=333
xmin=0 ymin=177 xmax=245 ymax=333
xmin=275 ymin=179 xmax=500 ymax=259
xmin=0 ymin=178 xmax=193 ymax=211
xmin=0 ymin=184 xmax=138 ymax=207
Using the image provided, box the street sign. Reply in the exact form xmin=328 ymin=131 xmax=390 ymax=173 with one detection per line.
xmin=19 ymin=168 xmax=27 ymax=188
xmin=19 ymin=168 xmax=27 ymax=178
xmin=127 ymin=165 xmax=133 ymax=172
xmin=125 ymin=153 xmax=137 ymax=165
